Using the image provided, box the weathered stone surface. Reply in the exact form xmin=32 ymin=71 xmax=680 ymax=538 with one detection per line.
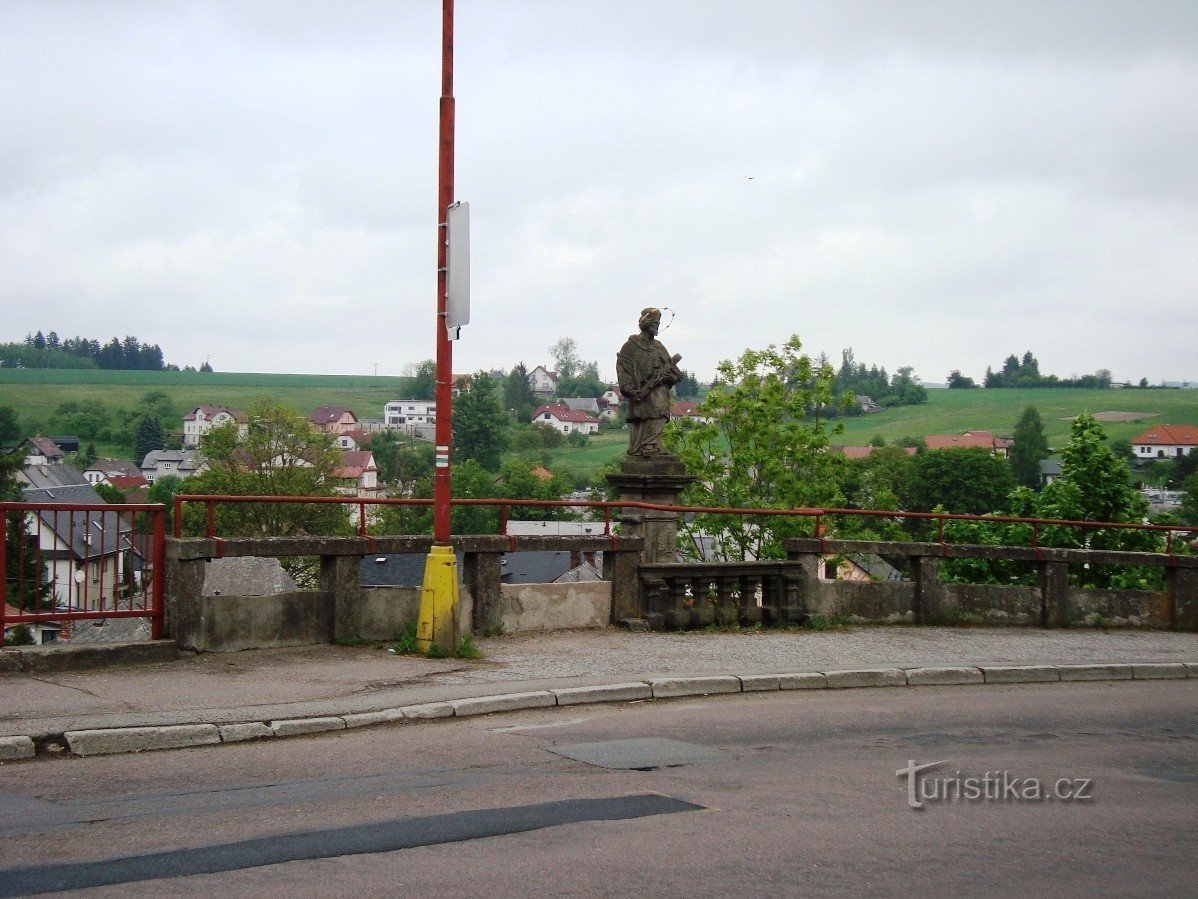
xmin=738 ymin=674 xmax=780 ymax=692
xmin=203 ymin=557 xmax=297 ymax=596
xmin=450 ymin=691 xmax=557 ymax=716
xmin=0 ymin=736 xmax=36 ymax=761
xmin=1058 ymin=664 xmax=1133 ymax=682
xmin=1131 ymin=663 xmax=1189 ymax=680
xmin=650 ymin=676 xmax=741 ymax=698
xmin=552 ymin=683 xmax=652 ymax=705
xmin=905 ymin=667 xmax=984 ymax=686
xmin=66 ymin=724 xmax=220 ymax=756
xmin=778 ymin=672 xmax=828 ymax=690
xmin=218 ymin=722 xmax=273 ymax=743
xmin=824 ymin=668 xmax=906 ymax=689
xmin=270 ymin=717 xmax=346 ymax=737
xmin=500 ymin=582 xmax=612 ymax=633
xmin=400 ymin=702 xmax=454 ymax=719
xmin=981 ymin=665 xmax=1059 ymax=683
xmin=1187 ymin=663 xmax=1198 ymax=678
xmin=342 ymin=708 xmax=407 ymax=728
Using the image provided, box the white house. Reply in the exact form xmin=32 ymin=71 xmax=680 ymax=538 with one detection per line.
xmin=182 ymin=406 xmax=248 ymax=447
xmin=669 ymin=401 xmax=714 ymax=424
xmin=531 ymin=403 xmax=600 ymax=435
xmin=332 ymin=451 xmax=379 ymax=496
xmin=528 ymin=366 xmax=557 ymax=396
xmin=83 ymin=459 xmax=143 ymax=487
xmin=384 ymin=400 xmax=437 ymax=429
xmin=140 ymin=449 xmax=205 ymax=484
xmin=1131 ymin=424 xmax=1198 ymax=460
xmin=22 ymin=436 xmax=64 ymax=467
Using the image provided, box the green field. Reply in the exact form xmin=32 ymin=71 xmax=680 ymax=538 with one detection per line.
xmin=0 ymin=369 xmax=410 ymax=429
xmin=832 ymin=387 xmax=1198 ymax=450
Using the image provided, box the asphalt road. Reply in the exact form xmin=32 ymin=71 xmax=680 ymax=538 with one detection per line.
xmin=1 ymin=680 xmax=1195 ymax=897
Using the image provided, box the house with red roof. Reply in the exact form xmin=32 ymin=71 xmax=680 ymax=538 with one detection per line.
xmin=924 ymin=430 xmax=1010 ymax=458
xmin=532 ymin=403 xmax=600 ymax=436
xmin=670 ymin=401 xmax=713 ymax=424
xmin=332 ymin=450 xmax=379 ymax=496
xmin=832 ymin=445 xmax=918 ymax=460
xmin=1130 ymin=423 xmax=1198 ymax=460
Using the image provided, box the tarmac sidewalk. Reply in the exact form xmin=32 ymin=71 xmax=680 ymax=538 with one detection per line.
xmin=2 ymin=626 xmax=1197 ymax=759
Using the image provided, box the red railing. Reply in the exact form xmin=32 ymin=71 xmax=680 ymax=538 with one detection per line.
xmin=1 ymin=502 xmax=166 ymax=647
xmin=171 ymin=493 xmax=1196 ymax=554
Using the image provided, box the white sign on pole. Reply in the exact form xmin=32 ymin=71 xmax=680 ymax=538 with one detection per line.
xmin=446 ymin=201 xmax=470 ymax=339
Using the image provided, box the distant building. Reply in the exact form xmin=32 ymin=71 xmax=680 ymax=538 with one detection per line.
xmin=331 ymin=450 xmax=379 ymax=496
xmin=309 ymin=406 xmax=359 ymax=435
xmin=528 ymin=366 xmax=557 ymax=396
xmin=140 ymin=449 xmax=205 ymax=484
xmin=531 ymin=403 xmax=600 ymax=436
xmin=1130 ymin=424 xmax=1198 ymax=460
xmin=924 ymin=430 xmax=1010 ymax=458
xmin=384 ymin=400 xmax=436 ymax=429
xmin=832 ymin=445 xmax=917 ymax=460
xmin=83 ymin=459 xmax=143 ymax=487
xmin=669 ymin=401 xmax=713 ymax=424
xmin=182 ymin=406 xmax=248 ymax=447
xmin=22 ymin=436 xmax=64 ymax=467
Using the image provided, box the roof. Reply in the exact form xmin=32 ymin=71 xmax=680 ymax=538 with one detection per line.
xmin=500 ymin=551 xmax=601 ymax=584
xmin=309 ymin=406 xmax=358 ymax=425
xmin=140 ymin=449 xmax=204 ymax=472
xmin=20 ymin=483 xmax=134 ymax=561
xmin=924 ymin=431 xmax=1000 ymax=451
xmin=333 ymin=451 xmax=376 ymax=479
xmin=1130 ymin=424 xmax=1198 ymax=447
xmin=85 ymin=459 xmax=142 ymax=478
xmin=841 ymin=553 xmax=904 ymax=582
xmin=530 ymin=466 xmax=554 ymax=481
xmin=25 ymin=436 xmax=64 ymax=459
xmin=670 ymin=401 xmax=706 ymax=418
xmin=183 ymin=405 xmax=248 ymax=423
xmin=559 ymin=397 xmax=601 ymax=413
xmin=1040 ymin=459 xmax=1063 ymax=476
xmin=20 ymin=464 xmax=90 ymax=490
xmin=832 ymin=445 xmax=918 ymax=460
xmin=532 ymin=403 xmax=600 ymax=424
xmin=360 ymin=553 xmax=462 ymax=588
xmin=106 ymin=474 xmax=149 ymax=491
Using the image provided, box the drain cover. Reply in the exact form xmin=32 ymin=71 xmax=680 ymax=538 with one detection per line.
xmin=549 ymin=738 xmax=723 ymax=770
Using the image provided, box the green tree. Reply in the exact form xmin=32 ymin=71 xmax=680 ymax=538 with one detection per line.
xmin=549 ymin=337 xmax=583 ymax=380
xmin=912 ymin=448 xmax=1016 ymax=515
xmin=182 ymin=401 xmax=351 ymax=568
xmin=94 ymin=482 xmax=125 ymax=504
xmin=1009 ymin=406 xmax=1050 ymax=489
xmin=2 ymin=449 xmax=51 ymax=614
xmin=0 ymin=406 xmax=20 ymax=445
xmin=946 ymin=370 xmax=977 ymax=389
xmin=133 ymin=415 xmax=165 ymax=465
xmin=451 ymin=373 xmax=510 ymax=471
xmin=665 ymin=335 xmax=845 ymax=561
xmin=405 ymin=360 xmax=436 ymax=400
xmin=1180 ymin=472 xmax=1198 ymax=526
xmin=503 ymin=362 xmax=537 ymax=421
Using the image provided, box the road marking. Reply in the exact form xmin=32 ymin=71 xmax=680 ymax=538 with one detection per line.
xmin=489 ymin=716 xmax=593 ymax=733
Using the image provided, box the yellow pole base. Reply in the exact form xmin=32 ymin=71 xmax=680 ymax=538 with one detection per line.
xmin=417 ymin=545 xmax=459 ymax=654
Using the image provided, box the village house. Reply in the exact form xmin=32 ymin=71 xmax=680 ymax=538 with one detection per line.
xmin=331 ymin=450 xmax=379 ymax=496
xmin=598 ymin=386 xmax=623 ymax=420
xmin=832 ymin=445 xmax=918 ymax=460
xmin=83 ymin=459 xmax=143 ymax=487
xmin=670 ymin=401 xmax=713 ymax=424
xmin=140 ymin=449 xmax=205 ymax=484
xmin=1130 ymin=423 xmax=1198 ymax=460
xmin=384 ymin=400 xmax=436 ymax=428
xmin=531 ymin=403 xmax=600 ymax=435
xmin=528 ymin=365 xmax=557 ymax=396
xmin=182 ymin=406 xmax=248 ymax=447
xmin=309 ymin=406 xmax=360 ymax=435
xmin=22 ymin=436 xmax=64 ymax=467
xmin=924 ymin=430 xmax=1011 ymax=458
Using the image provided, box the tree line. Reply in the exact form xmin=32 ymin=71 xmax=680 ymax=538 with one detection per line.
xmin=948 ymin=351 xmax=1113 ymax=389
xmin=0 ymin=332 xmax=180 ymax=371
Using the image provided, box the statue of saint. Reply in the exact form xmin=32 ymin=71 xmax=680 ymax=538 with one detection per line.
xmin=616 ymin=307 xmax=684 ymax=458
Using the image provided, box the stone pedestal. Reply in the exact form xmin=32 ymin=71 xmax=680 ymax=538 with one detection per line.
xmin=605 ymin=455 xmax=696 ymax=569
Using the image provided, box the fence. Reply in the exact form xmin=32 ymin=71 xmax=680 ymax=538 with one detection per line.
xmin=1 ymin=502 xmax=166 ymax=647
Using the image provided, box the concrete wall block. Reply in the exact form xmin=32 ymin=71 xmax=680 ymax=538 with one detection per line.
xmin=499 ymin=582 xmax=612 ymax=633
xmin=342 ymin=708 xmax=408 ymax=728
xmin=552 ymin=682 xmax=653 ymax=705
xmin=825 ymin=668 xmax=907 ymax=689
xmin=650 ymin=676 xmax=741 ymax=698
xmin=905 ymin=666 xmax=984 ymax=686
xmin=778 ymin=672 xmax=828 ymax=690
xmin=1186 ymin=662 xmax=1198 ymax=677
xmin=270 ymin=717 xmax=346 ymax=737
xmin=1058 ymin=664 xmax=1133 ymax=682
xmin=219 ymin=722 xmax=273 ymax=743
xmin=400 ymin=702 xmax=455 ymax=719
xmin=1131 ymin=663 xmax=1189 ymax=680
xmin=0 ymin=736 xmax=36 ymax=761
xmin=738 ymin=674 xmax=781 ymax=692
xmin=450 ymin=691 xmax=557 ymax=716
xmin=66 ymin=724 xmax=220 ymax=756
xmin=981 ymin=665 xmax=1060 ymax=683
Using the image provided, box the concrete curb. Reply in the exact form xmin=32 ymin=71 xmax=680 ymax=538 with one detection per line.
xmin=5 ymin=660 xmax=1194 ymax=762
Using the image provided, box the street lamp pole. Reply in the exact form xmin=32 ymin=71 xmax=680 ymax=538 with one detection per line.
xmin=417 ymin=0 xmax=459 ymax=653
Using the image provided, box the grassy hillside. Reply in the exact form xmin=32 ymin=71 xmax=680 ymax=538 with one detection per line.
xmin=0 ymin=369 xmax=411 ymax=429
xmin=833 ymin=388 xmax=1198 ymax=450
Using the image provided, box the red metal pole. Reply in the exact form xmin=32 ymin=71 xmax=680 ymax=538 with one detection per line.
xmin=433 ymin=0 xmax=456 ymax=545
xmin=151 ymin=506 xmax=165 ymax=639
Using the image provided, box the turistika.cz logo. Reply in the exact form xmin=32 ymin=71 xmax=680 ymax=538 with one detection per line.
xmin=897 ymin=760 xmax=1094 ymax=809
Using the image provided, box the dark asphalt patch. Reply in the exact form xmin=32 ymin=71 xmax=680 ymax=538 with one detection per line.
xmin=550 ymin=738 xmax=724 ymax=770
xmin=0 ymin=794 xmax=704 ymax=896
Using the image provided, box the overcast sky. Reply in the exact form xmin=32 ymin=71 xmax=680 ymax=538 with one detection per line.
xmin=3 ymin=1 xmax=1196 ymax=384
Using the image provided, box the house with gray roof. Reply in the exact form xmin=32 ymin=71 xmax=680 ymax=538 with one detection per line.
xmin=140 ymin=449 xmax=205 ymax=484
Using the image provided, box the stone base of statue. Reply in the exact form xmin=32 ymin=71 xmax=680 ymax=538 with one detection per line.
xmin=606 ymin=453 xmax=696 ymax=622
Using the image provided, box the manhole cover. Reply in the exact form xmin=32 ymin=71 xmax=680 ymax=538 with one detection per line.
xmin=549 ymin=738 xmax=723 ymax=770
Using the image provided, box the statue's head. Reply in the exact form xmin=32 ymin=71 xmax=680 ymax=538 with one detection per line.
xmin=638 ymin=307 xmax=662 ymax=332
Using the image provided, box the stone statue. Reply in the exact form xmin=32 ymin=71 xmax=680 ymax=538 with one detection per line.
xmin=617 ymin=307 xmax=683 ymax=458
